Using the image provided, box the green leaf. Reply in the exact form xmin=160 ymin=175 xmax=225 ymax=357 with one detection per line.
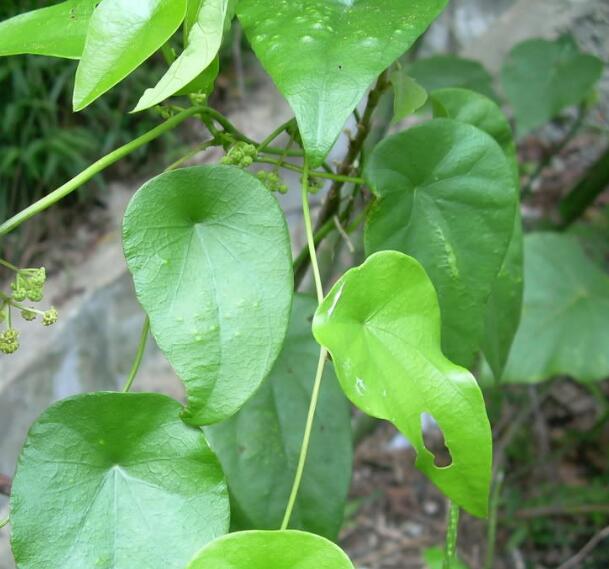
xmin=122 ymin=165 xmax=293 ymax=425
xmin=73 ymin=0 xmax=188 ymax=111
xmin=408 ymin=55 xmax=498 ymax=101
xmin=10 ymin=392 xmax=229 ymax=569
xmin=502 ymin=233 xmax=609 ymax=384
xmin=430 ymin=88 xmax=523 ymax=379
xmin=187 ymin=530 xmax=355 ymax=569
xmin=389 ymin=70 xmax=428 ymax=122
xmin=430 ymin=88 xmax=516 ymax=164
xmin=237 ymin=0 xmax=447 ymax=167
xmin=364 ymin=118 xmax=517 ymax=368
xmin=206 ymin=295 xmax=352 ymax=540
xmin=134 ymin=0 xmax=230 ymax=112
xmin=174 ymin=55 xmax=220 ymax=97
xmin=0 ymin=0 xmax=97 ymax=59
xmin=501 ymin=36 xmax=604 ymax=136
xmin=312 ymin=251 xmax=492 ymax=517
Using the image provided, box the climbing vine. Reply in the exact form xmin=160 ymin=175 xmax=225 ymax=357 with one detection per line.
xmin=0 ymin=1 xmax=606 ymax=568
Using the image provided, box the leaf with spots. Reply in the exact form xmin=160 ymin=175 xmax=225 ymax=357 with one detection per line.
xmin=501 ymin=233 xmax=609 ymax=384
xmin=206 ymin=295 xmax=352 ymax=540
xmin=187 ymin=530 xmax=355 ymax=569
xmin=237 ymin=0 xmax=447 ymax=167
xmin=313 ymin=252 xmax=492 ymax=517
xmin=122 ymin=165 xmax=293 ymax=425
xmin=10 ymin=393 xmax=229 ymax=569
xmin=364 ymin=118 xmax=517 ymax=368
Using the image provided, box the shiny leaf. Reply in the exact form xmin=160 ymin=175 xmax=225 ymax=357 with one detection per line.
xmin=390 ymin=70 xmax=428 ymax=122
xmin=0 ymin=0 xmax=97 ymax=59
xmin=10 ymin=392 xmax=229 ymax=569
xmin=206 ymin=295 xmax=352 ymax=540
xmin=430 ymin=88 xmax=523 ymax=379
xmin=237 ymin=0 xmax=447 ymax=167
xmin=134 ymin=0 xmax=230 ymax=111
xmin=313 ymin=251 xmax=492 ymax=517
xmin=73 ymin=0 xmax=187 ymax=111
xmin=501 ymin=36 xmax=603 ymax=136
xmin=187 ymin=530 xmax=355 ymax=569
xmin=502 ymin=233 xmax=609 ymax=384
xmin=123 ymin=165 xmax=293 ymax=425
xmin=365 ymin=118 xmax=517 ymax=368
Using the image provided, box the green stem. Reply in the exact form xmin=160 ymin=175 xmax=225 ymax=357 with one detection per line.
xmin=281 ymin=161 xmax=328 ymax=530
xmin=484 ymin=471 xmax=504 ymax=569
xmin=258 ymin=119 xmax=294 ymax=152
xmin=443 ymin=501 xmax=460 ymax=569
xmin=0 ymin=107 xmax=203 ymax=237
xmin=0 ymin=517 xmax=8 ymax=530
xmin=166 ymin=139 xmax=217 ymax=171
xmin=256 ymin=157 xmax=364 ymax=185
xmin=0 ymin=259 xmax=19 ymax=272
xmin=122 ymin=317 xmax=150 ymax=393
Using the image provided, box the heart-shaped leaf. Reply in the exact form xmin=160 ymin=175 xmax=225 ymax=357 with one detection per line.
xmin=187 ymin=530 xmax=355 ymax=569
xmin=502 ymin=233 xmax=609 ymax=384
xmin=123 ymin=165 xmax=293 ymax=425
xmin=74 ymin=0 xmax=187 ymax=111
xmin=430 ymin=88 xmax=524 ymax=380
xmin=390 ymin=70 xmax=428 ymax=122
xmin=313 ymin=251 xmax=492 ymax=517
xmin=365 ymin=118 xmax=517 ymax=368
xmin=10 ymin=393 xmax=229 ymax=569
xmin=237 ymin=0 xmax=447 ymax=167
xmin=0 ymin=0 xmax=97 ymax=59
xmin=501 ymin=36 xmax=603 ymax=136
xmin=408 ymin=55 xmax=498 ymax=101
xmin=206 ymin=295 xmax=352 ymax=540
xmin=134 ymin=0 xmax=230 ymax=112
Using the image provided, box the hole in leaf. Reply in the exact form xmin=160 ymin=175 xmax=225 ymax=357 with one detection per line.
xmin=421 ymin=413 xmax=453 ymax=468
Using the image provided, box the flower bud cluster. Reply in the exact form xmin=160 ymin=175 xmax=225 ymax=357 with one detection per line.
xmin=257 ymin=170 xmax=288 ymax=194
xmin=222 ymin=142 xmax=258 ymax=168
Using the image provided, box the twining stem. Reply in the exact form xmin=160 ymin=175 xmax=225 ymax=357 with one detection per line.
xmin=443 ymin=501 xmax=460 ymax=569
xmin=0 ymin=517 xmax=8 ymax=530
xmin=255 ymin=157 xmax=365 ymax=186
xmin=281 ymin=161 xmax=328 ymax=530
xmin=122 ymin=317 xmax=150 ymax=393
xmin=0 ymin=259 xmax=19 ymax=272
xmin=0 ymin=107 xmax=204 ymax=237
xmin=484 ymin=471 xmax=504 ymax=569
xmin=166 ymin=139 xmax=217 ymax=171
xmin=258 ymin=119 xmax=294 ymax=153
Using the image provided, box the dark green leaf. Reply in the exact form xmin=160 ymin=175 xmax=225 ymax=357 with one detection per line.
xmin=10 ymin=392 xmax=229 ymax=569
xmin=313 ymin=251 xmax=492 ymax=517
xmin=134 ymin=0 xmax=230 ymax=111
xmin=73 ymin=0 xmax=187 ymax=110
xmin=365 ymin=118 xmax=517 ymax=368
xmin=408 ymin=55 xmax=497 ymax=101
xmin=237 ymin=0 xmax=447 ymax=167
xmin=122 ymin=166 xmax=293 ymax=425
xmin=206 ymin=295 xmax=352 ymax=540
xmin=501 ymin=36 xmax=604 ymax=136
xmin=430 ymin=88 xmax=523 ymax=379
xmin=187 ymin=530 xmax=355 ymax=569
xmin=389 ymin=70 xmax=428 ymax=122
xmin=502 ymin=233 xmax=609 ymax=384
xmin=0 ymin=0 xmax=97 ymax=59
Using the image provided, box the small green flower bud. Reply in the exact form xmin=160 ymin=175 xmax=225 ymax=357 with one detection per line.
xmin=42 ymin=307 xmax=58 ymax=327
xmin=11 ymin=284 xmax=27 ymax=302
xmin=26 ymin=288 xmax=43 ymax=303
xmin=0 ymin=328 xmax=20 ymax=354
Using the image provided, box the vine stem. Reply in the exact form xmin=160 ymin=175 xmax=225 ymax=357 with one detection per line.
xmin=0 ymin=517 xmax=8 ymax=530
xmin=281 ymin=160 xmax=328 ymax=530
xmin=255 ymin=157 xmax=364 ymax=185
xmin=0 ymin=107 xmax=204 ymax=237
xmin=122 ymin=317 xmax=150 ymax=393
xmin=443 ymin=501 xmax=460 ymax=569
